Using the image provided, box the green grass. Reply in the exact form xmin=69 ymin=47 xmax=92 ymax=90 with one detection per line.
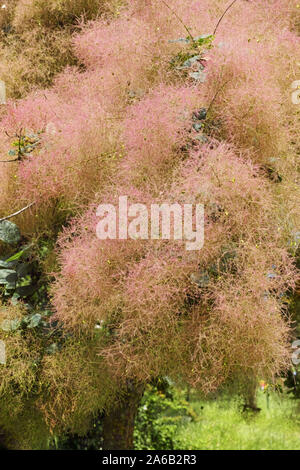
xmin=175 ymin=392 xmax=300 ymax=450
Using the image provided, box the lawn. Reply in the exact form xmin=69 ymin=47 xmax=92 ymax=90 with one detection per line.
xmin=176 ymin=393 xmax=300 ymax=450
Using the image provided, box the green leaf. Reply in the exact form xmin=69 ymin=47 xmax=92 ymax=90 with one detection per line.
xmin=194 ymin=34 xmax=214 ymax=46
xmin=10 ymin=318 xmax=21 ymax=331
xmin=45 ymin=343 xmax=58 ymax=355
xmin=0 ymin=269 xmax=17 ymax=285
xmin=0 ymin=320 xmax=11 ymax=332
xmin=0 ymin=259 xmax=17 ymax=269
xmin=27 ymin=313 xmax=42 ymax=328
xmin=5 ymin=244 xmax=33 ymax=263
xmin=16 ymin=263 xmax=31 ymax=278
xmin=0 ymin=221 xmax=21 ymax=245
xmin=5 ymin=249 xmax=26 ymax=262
xmin=189 ymin=71 xmax=207 ymax=82
xmin=1 ymin=318 xmax=21 ymax=332
xmin=16 ymin=284 xmax=36 ymax=298
xmin=11 ymin=293 xmax=20 ymax=305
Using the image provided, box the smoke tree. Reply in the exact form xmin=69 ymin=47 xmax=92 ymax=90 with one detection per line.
xmin=0 ymin=0 xmax=299 ymax=449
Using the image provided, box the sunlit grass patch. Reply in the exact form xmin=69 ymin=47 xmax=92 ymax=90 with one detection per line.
xmin=176 ymin=392 xmax=300 ymax=450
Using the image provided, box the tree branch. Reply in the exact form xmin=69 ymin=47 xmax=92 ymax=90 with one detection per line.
xmin=0 ymin=158 xmax=19 ymax=163
xmin=0 ymin=202 xmax=36 ymax=223
xmin=213 ymin=0 xmax=239 ymax=36
xmin=161 ymin=0 xmax=195 ymax=45
xmin=207 ymin=79 xmax=230 ymax=114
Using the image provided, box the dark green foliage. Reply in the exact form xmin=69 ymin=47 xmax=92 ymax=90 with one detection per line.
xmin=51 ymin=382 xmax=197 ymax=450
xmin=134 ymin=382 xmax=197 ymax=450
xmin=52 ymin=414 xmax=104 ymax=450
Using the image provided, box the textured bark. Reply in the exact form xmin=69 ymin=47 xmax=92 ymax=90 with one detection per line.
xmin=243 ymin=383 xmax=261 ymax=413
xmin=102 ymin=383 xmax=144 ymax=450
xmin=0 ymin=427 xmax=8 ymax=450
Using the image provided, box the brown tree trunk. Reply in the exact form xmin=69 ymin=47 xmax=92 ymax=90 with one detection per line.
xmin=243 ymin=382 xmax=261 ymax=413
xmin=102 ymin=383 xmax=144 ymax=450
xmin=0 ymin=427 xmax=8 ymax=450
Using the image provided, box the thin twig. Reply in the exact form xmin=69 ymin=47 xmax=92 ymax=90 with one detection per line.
xmin=0 ymin=158 xmax=19 ymax=163
xmin=213 ymin=0 xmax=239 ymax=36
xmin=2 ymin=127 xmax=25 ymax=162
xmin=207 ymin=79 xmax=230 ymax=114
xmin=161 ymin=0 xmax=195 ymax=45
xmin=210 ymin=166 xmax=222 ymax=187
xmin=0 ymin=202 xmax=36 ymax=223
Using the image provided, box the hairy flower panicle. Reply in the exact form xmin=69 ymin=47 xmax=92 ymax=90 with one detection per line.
xmin=123 ymin=86 xmax=199 ymax=186
xmin=0 ymin=72 xmax=122 ymax=230
xmin=51 ymin=140 xmax=297 ymax=387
